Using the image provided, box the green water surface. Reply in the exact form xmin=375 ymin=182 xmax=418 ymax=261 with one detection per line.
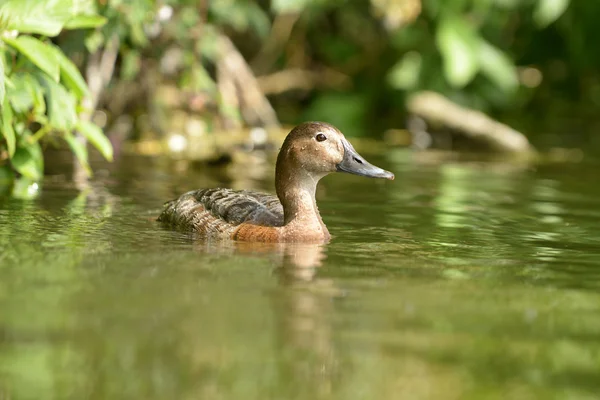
xmin=1 ymin=150 xmax=600 ymax=400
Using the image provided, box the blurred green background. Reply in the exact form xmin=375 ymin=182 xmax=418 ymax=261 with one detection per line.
xmin=0 ymin=0 xmax=598 ymax=187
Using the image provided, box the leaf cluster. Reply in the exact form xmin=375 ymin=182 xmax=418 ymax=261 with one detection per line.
xmin=0 ymin=0 xmax=112 ymax=191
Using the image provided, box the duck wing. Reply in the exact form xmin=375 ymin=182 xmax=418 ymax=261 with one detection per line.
xmin=158 ymin=188 xmax=284 ymax=233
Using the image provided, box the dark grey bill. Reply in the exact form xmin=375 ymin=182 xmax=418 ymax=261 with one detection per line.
xmin=336 ymin=138 xmax=395 ymax=180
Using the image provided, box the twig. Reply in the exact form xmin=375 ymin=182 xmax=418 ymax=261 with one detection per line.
xmin=73 ymin=34 xmax=119 ymax=187
xmin=257 ymin=68 xmax=350 ymax=95
xmin=217 ymin=34 xmax=279 ymax=128
xmin=217 ymin=54 xmax=242 ymax=130
xmin=251 ymin=13 xmax=301 ymax=74
xmin=83 ymin=34 xmax=120 ymax=118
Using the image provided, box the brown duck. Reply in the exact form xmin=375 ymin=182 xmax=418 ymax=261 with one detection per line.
xmin=158 ymin=122 xmax=394 ymax=242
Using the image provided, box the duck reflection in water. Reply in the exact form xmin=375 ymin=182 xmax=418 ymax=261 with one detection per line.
xmin=188 ymin=238 xmax=340 ymax=399
xmin=192 ymin=240 xmax=327 ymax=281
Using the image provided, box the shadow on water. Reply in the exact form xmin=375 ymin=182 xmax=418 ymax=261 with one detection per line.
xmin=1 ymin=149 xmax=600 ymax=399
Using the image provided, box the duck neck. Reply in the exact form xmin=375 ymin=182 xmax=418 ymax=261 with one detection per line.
xmin=276 ymin=167 xmax=326 ymax=230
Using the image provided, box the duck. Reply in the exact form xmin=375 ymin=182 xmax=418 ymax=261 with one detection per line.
xmin=158 ymin=122 xmax=394 ymax=242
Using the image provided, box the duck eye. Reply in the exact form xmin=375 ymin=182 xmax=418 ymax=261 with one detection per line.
xmin=315 ymin=133 xmax=327 ymax=142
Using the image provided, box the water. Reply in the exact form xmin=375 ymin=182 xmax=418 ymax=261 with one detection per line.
xmin=1 ymin=149 xmax=600 ymax=399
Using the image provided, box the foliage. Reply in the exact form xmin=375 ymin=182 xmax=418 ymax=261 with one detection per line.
xmin=387 ymin=0 xmax=568 ymax=95
xmin=124 ymin=0 xmax=574 ymax=138
xmin=0 ymin=0 xmax=111 ymax=188
xmin=285 ymin=0 xmax=575 ymax=135
xmin=2 ymin=0 xmax=598 ymax=195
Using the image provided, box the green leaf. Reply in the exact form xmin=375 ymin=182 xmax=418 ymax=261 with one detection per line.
xmin=129 ymin=21 xmax=148 ymax=47
xmin=271 ymin=0 xmax=312 ymax=13
xmin=478 ymin=40 xmax=519 ymax=92
xmin=387 ymin=51 xmax=422 ymax=90
xmin=11 ymin=141 xmax=43 ymax=181
xmin=38 ymin=74 xmax=77 ymax=131
xmin=11 ymin=177 xmax=40 ymax=199
xmin=4 ymin=75 xmax=14 ymax=90
xmin=197 ymin=26 xmax=219 ymax=61
xmin=493 ymin=0 xmax=521 ymax=9
xmin=0 ymin=53 xmax=5 ymax=105
xmin=45 ymin=44 xmax=89 ymax=98
xmin=211 ymin=1 xmax=270 ymax=38
xmin=77 ymin=120 xmax=113 ymax=162
xmin=84 ymin=30 xmax=104 ymax=53
xmin=64 ymin=132 xmax=91 ymax=176
xmin=436 ymin=17 xmax=480 ymax=88
xmin=64 ymin=14 xmax=107 ymax=29
xmin=0 ymin=165 xmax=13 ymax=185
xmin=0 ymin=0 xmax=77 ymax=37
xmin=3 ymin=36 xmax=60 ymax=82
xmin=8 ymin=73 xmax=43 ymax=113
xmin=1 ymin=97 xmax=16 ymax=158
xmin=8 ymin=75 xmax=34 ymax=113
xmin=191 ymin=65 xmax=216 ymax=93
xmin=120 ymin=50 xmax=141 ymax=81
xmin=534 ymin=0 xmax=570 ymax=28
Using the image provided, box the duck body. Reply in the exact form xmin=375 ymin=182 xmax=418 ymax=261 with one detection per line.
xmin=158 ymin=122 xmax=393 ymax=243
xmin=158 ymin=187 xmax=330 ymax=242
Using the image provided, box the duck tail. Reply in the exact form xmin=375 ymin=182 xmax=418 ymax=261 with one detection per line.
xmin=157 ymin=191 xmax=204 ymax=231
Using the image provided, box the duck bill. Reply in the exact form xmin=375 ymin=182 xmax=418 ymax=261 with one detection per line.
xmin=336 ymin=138 xmax=395 ymax=180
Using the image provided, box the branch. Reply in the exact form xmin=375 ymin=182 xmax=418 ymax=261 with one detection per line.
xmin=83 ymin=33 xmax=120 ymax=118
xmin=407 ymin=91 xmax=534 ymax=153
xmin=74 ymin=34 xmax=120 ymax=186
xmin=251 ymin=13 xmax=301 ymax=74
xmin=217 ymin=34 xmax=279 ymax=128
xmin=257 ymin=68 xmax=350 ymax=95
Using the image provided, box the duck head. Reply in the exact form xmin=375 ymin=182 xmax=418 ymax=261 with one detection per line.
xmin=276 ymin=122 xmax=395 ymax=181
